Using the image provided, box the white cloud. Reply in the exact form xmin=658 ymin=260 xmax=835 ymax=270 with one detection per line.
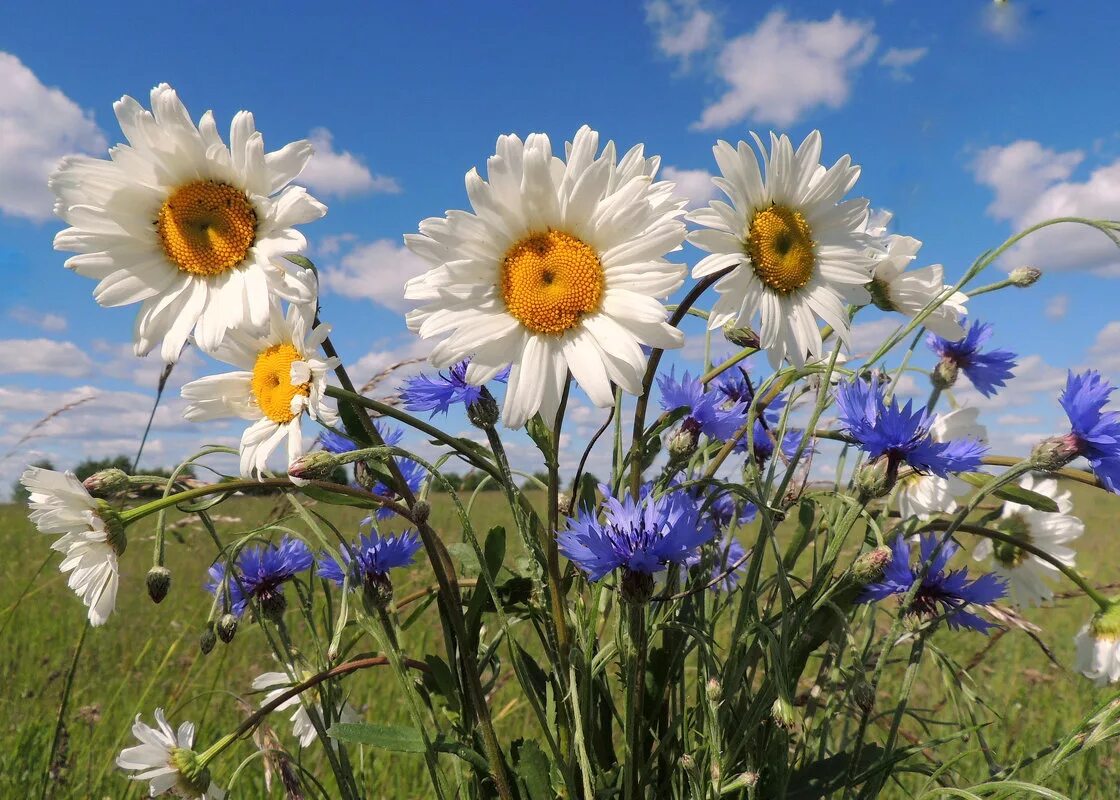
xmin=0 ymin=52 xmax=106 ymax=222
xmin=1087 ymin=321 xmax=1120 ymax=373
xmin=662 ymin=166 xmax=716 ymax=209
xmin=848 ymin=317 xmax=900 ymax=356
xmin=997 ymin=413 xmax=1042 ymax=426
xmin=693 ymin=10 xmax=877 ymax=130
xmin=972 ymin=140 xmax=1120 ymax=274
xmin=347 ymin=339 xmax=431 ymax=392
xmin=298 ymin=127 xmax=401 ymax=198
xmin=0 ymin=338 xmax=93 ymax=377
xmin=1044 ymin=294 xmax=1069 ymax=321
xmin=645 ymin=0 xmax=715 ymax=66
xmin=319 ymin=238 xmax=430 ymax=312
xmin=878 ymin=46 xmax=928 ymax=81
xmin=8 ymin=306 xmax=67 ymax=332
xmin=981 ymin=1 xmax=1025 ymax=42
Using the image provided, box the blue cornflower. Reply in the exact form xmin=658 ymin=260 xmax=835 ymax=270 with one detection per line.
xmin=859 ymin=535 xmax=1006 ymax=633
xmin=1054 ymin=370 xmax=1120 ymax=491
xmin=206 ymin=537 xmax=313 ymax=618
xmin=926 ymin=319 xmax=1017 ymax=397
xmin=318 ymin=524 xmax=422 ymax=603
xmin=740 ymin=419 xmax=812 ymax=466
xmin=705 ymin=491 xmax=758 ymax=529
xmin=370 ymin=457 xmax=427 ymax=520
xmin=658 ymin=369 xmax=744 ymax=441
xmin=400 ymin=360 xmax=508 ymax=418
xmin=558 ymin=488 xmax=716 ymax=595
xmin=316 ymin=420 xmax=402 ymax=454
xmin=835 ymin=378 xmax=987 ymax=478
xmin=687 ymin=535 xmax=749 ymax=592
xmin=712 ymin=369 xmax=807 ymax=464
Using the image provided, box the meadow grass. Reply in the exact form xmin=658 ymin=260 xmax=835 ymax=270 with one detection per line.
xmin=2 ymin=481 xmax=1119 ymax=798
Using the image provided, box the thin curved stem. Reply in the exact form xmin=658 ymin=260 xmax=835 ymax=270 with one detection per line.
xmin=982 ymin=455 xmax=1105 ymax=489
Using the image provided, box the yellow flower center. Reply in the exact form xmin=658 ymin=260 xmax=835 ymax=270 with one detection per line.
xmin=499 ymin=230 xmax=604 ymax=335
xmin=156 ymin=180 xmax=257 ymax=277
xmin=745 ymin=204 xmax=816 ymax=294
xmin=251 ymin=343 xmax=310 ymax=424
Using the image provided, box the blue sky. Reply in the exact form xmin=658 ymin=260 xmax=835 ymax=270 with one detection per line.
xmin=2 ymin=0 xmax=1119 ymax=494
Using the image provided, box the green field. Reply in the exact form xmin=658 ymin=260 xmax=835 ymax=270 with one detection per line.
xmin=3 ymin=483 xmax=1120 ymax=798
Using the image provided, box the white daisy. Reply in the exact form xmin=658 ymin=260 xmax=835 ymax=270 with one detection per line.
xmin=20 ymin=466 xmax=123 ymax=626
xmin=117 ymin=708 xmax=225 ymax=798
xmin=1075 ymin=606 xmax=1120 ymax=685
xmin=252 ymin=670 xmax=361 ymax=748
xmin=689 ymin=131 xmax=876 ymax=369
xmin=404 ymin=125 xmax=687 ymax=428
xmin=866 ymin=225 xmax=968 ymax=340
xmin=972 ymin=474 xmax=1083 ymax=607
xmin=895 ymin=407 xmax=987 ymax=519
xmin=51 ymin=83 xmax=325 ymax=362
xmin=181 ymin=303 xmax=338 ymax=480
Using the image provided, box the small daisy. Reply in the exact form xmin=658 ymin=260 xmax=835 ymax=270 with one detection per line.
xmin=926 ymin=319 xmax=1017 ymax=398
xmin=51 ymin=84 xmax=325 ymax=362
xmin=400 ymin=360 xmax=509 ymax=417
xmin=858 ymin=534 xmax=1006 ymax=633
xmin=1075 ymin=605 xmax=1120 ymax=685
xmin=1051 ymin=370 xmax=1120 ymax=492
xmin=20 ymin=466 xmax=124 ymax=626
xmin=835 ymin=377 xmax=987 ymax=479
xmin=116 ymin=708 xmax=224 ymax=798
xmin=867 ymin=231 xmax=968 ymax=340
xmin=251 ymin=669 xmax=361 ymax=748
xmin=206 ymin=537 xmax=313 ymax=619
xmin=689 ymin=131 xmax=876 ymax=369
xmin=972 ymin=474 xmax=1084 ymax=607
xmin=181 ymin=303 xmax=338 ymax=481
xmin=895 ymin=407 xmax=988 ymax=519
xmin=404 ymin=125 xmax=687 ymax=428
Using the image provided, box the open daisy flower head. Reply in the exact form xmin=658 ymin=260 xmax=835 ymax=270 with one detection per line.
xmin=404 ymin=125 xmax=688 ymax=429
xmin=689 ymin=131 xmax=876 ymax=369
xmin=251 ymin=669 xmax=361 ymax=748
xmin=1075 ymin=603 xmax=1120 ymax=685
xmin=318 ymin=523 xmax=423 ymax=607
xmin=116 ymin=708 xmax=224 ymax=798
xmin=658 ymin=368 xmax=745 ymax=443
xmin=401 ymin=360 xmax=509 ymax=418
xmin=926 ymin=319 xmax=1017 ymax=398
xmin=895 ymin=407 xmax=988 ymax=519
xmin=181 ymin=303 xmax=338 ymax=481
xmin=835 ymin=377 xmax=987 ymax=485
xmin=1049 ymin=370 xmax=1120 ymax=492
xmin=867 ymin=233 xmax=968 ymax=340
xmin=558 ymin=487 xmax=716 ymax=602
xmin=972 ymin=474 xmax=1083 ymax=607
xmin=20 ymin=466 xmax=125 ymax=626
xmin=51 ymin=84 xmax=325 ymax=362
xmin=206 ymin=536 xmax=313 ymax=620
xmin=858 ymin=534 xmax=1006 ymax=634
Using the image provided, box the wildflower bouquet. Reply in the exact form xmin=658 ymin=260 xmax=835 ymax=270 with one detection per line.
xmin=23 ymin=84 xmax=1120 ymax=798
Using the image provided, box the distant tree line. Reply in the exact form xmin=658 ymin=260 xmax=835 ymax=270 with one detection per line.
xmin=9 ymin=455 xmax=196 ymax=503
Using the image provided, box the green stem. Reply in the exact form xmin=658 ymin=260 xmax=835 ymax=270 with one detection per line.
xmin=623 ymin=602 xmax=649 ymax=800
xmin=981 ymin=455 xmax=1104 ymax=489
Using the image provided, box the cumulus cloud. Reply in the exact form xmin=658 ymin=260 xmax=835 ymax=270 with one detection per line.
xmin=0 ymin=338 xmax=93 ymax=377
xmin=0 ymin=52 xmax=106 ymax=221
xmin=645 ymin=0 xmax=715 ymax=66
xmin=298 ymin=127 xmax=401 ymax=198
xmin=662 ymin=166 xmax=716 ymax=209
xmin=693 ymin=10 xmax=878 ymax=130
xmin=878 ymin=46 xmax=928 ymax=81
xmin=972 ymin=139 xmax=1120 ymax=274
xmin=1044 ymin=294 xmax=1069 ymax=321
xmin=319 ymin=238 xmax=430 ymax=312
xmin=8 ymin=306 xmax=67 ymax=332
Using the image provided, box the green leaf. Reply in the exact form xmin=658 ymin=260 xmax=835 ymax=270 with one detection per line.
xmin=301 ymin=485 xmax=381 ymax=509
xmin=785 ymin=745 xmax=886 ymax=800
xmin=284 ymin=253 xmax=317 ymax=273
xmin=466 ymin=527 xmax=505 ymax=640
xmin=445 ymin=542 xmax=480 ymax=576
xmin=577 ymin=471 xmax=600 ymax=515
xmin=957 ymin=472 xmax=1059 ymax=512
xmin=329 ymin=723 xmax=428 ymax=752
xmin=512 ymin=738 xmax=553 ymax=800
xmin=337 ymin=400 xmax=374 ymax=446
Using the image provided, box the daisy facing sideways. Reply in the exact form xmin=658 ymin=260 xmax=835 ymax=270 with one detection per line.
xmin=972 ymin=474 xmax=1083 ymax=607
xmin=251 ymin=668 xmax=361 ymax=748
xmin=181 ymin=303 xmax=338 ymax=480
xmin=689 ymin=131 xmax=877 ymax=369
xmin=20 ymin=466 xmax=125 ymax=626
xmin=895 ymin=407 xmax=988 ymax=519
xmin=404 ymin=125 xmax=687 ymax=428
xmin=51 ymin=83 xmax=325 ymax=362
xmin=117 ymin=708 xmax=224 ymax=798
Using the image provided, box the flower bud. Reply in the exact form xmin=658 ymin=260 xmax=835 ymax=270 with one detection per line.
xmin=82 ymin=468 xmax=130 ymax=497
xmin=852 ymin=545 xmax=892 ymax=585
xmin=853 ymin=680 xmax=875 ymax=713
xmin=362 ymin=572 xmax=394 ymax=613
xmin=706 ymin=677 xmax=722 ymax=704
xmin=258 ymin=590 xmax=288 ymax=623
xmin=1030 ymin=433 xmax=1080 ymax=472
xmin=145 ymin=566 xmax=171 ymax=604
xmin=412 ymin=500 xmax=430 ymax=526
xmin=353 ymin=460 xmax=377 ymax=491
xmin=856 ymin=456 xmax=896 ymax=500
xmin=722 ymin=322 xmax=760 ymax=349
xmin=667 ymin=423 xmax=699 ymax=463
xmin=619 ymin=568 xmax=655 ymax=605
xmin=216 ymin=613 xmax=238 ymax=644
xmin=930 ymin=357 xmax=959 ymax=390
xmin=466 ymin=387 xmax=500 ymax=429
xmin=1009 ymin=266 xmax=1042 ymax=287
xmin=678 ymin=754 xmax=695 ymax=771
xmin=771 ymin=696 xmax=796 ymax=729
xmin=287 ymin=450 xmax=340 ymax=482
xmin=199 ymin=623 xmax=217 ymax=655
